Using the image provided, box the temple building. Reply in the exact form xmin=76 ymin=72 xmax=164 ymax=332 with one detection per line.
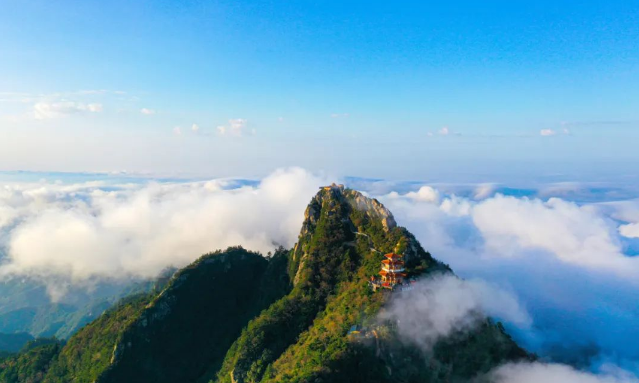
xmin=378 ymin=253 xmax=406 ymax=288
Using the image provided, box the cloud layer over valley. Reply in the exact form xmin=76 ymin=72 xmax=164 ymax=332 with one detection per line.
xmin=1 ymin=168 xmax=639 ymax=379
xmin=0 ymin=168 xmax=327 ymax=292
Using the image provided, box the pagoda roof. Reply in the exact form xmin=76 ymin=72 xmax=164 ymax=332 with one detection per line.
xmin=384 ymin=253 xmax=403 ymax=259
xmin=382 ymin=259 xmax=404 ymax=265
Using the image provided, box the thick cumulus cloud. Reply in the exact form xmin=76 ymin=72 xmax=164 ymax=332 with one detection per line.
xmin=380 ymin=273 xmax=531 ymax=352
xmin=0 ymin=168 xmax=326 ymax=293
xmin=473 ymin=196 xmax=637 ymax=275
xmin=382 ymin=192 xmax=638 ymax=277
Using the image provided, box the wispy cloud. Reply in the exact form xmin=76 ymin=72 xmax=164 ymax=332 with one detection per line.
xmin=217 ymin=118 xmax=251 ymax=137
xmin=140 ymin=108 xmax=156 ymax=115
xmin=76 ymin=89 xmax=109 ymax=95
xmin=33 ymin=101 xmax=103 ymax=120
xmin=0 ymin=92 xmax=37 ymax=104
xmin=487 ymin=362 xmax=639 ymax=383
xmin=426 ymin=126 xmax=459 ymax=137
xmin=561 ymin=120 xmax=637 ymax=127
xmin=0 ymin=90 xmax=140 ymax=121
xmin=541 ymin=128 xmax=571 ymax=137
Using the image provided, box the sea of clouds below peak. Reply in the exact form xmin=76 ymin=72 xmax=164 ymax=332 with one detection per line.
xmin=1 ymin=168 xmax=639 ymax=381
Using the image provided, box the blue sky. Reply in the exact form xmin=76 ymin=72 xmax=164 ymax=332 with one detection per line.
xmin=1 ymin=0 xmax=638 ymax=179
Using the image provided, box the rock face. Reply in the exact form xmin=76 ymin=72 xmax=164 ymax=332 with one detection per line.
xmin=344 ymin=189 xmax=397 ymax=231
xmin=307 ymin=184 xmax=396 ymax=232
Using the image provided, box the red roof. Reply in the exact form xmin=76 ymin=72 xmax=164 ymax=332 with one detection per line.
xmin=384 ymin=253 xmax=403 ymax=260
xmin=379 ymin=270 xmax=407 ymax=277
xmin=382 ymin=259 xmax=404 ymax=265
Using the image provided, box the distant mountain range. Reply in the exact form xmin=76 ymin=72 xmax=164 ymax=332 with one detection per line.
xmin=0 ymin=185 xmax=528 ymax=383
xmin=0 ymin=270 xmax=173 ymax=341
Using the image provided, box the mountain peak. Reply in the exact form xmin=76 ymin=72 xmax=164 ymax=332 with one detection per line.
xmin=291 ymin=185 xmax=400 ymax=286
xmin=342 ymin=188 xmax=397 ymax=231
xmin=302 ymin=184 xmax=396 ymax=234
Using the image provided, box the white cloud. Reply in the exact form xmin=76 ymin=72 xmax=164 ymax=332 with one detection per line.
xmin=439 ymin=126 xmax=450 ymax=135
xmin=140 ymin=108 xmax=156 ymax=115
xmin=0 ymin=168 xmax=326 ymax=296
xmin=440 ymin=195 xmax=472 ymax=216
xmin=230 ymin=118 xmax=247 ymax=133
xmin=380 ymin=273 xmax=531 ymax=352
xmin=379 ymin=188 xmax=639 ymax=279
xmin=33 ymin=101 xmax=103 ymax=119
xmin=330 ymin=113 xmax=349 ymax=118
xmin=217 ymin=118 xmax=249 ymax=137
xmin=473 ymin=196 xmax=637 ymax=276
xmin=87 ymin=103 xmax=103 ymax=112
xmin=77 ymin=89 xmax=108 ymax=95
xmin=488 ymin=362 xmax=639 ymax=383
xmin=540 ymin=129 xmax=556 ymax=136
xmin=404 ymin=186 xmax=440 ymax=203
xmin=619 ymin=223 xmax=639 ymax=238
xmin=191 ymin=124 xmax=200 ymax=133
xmin=173 ymin=126 xmax=182 ymax=136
